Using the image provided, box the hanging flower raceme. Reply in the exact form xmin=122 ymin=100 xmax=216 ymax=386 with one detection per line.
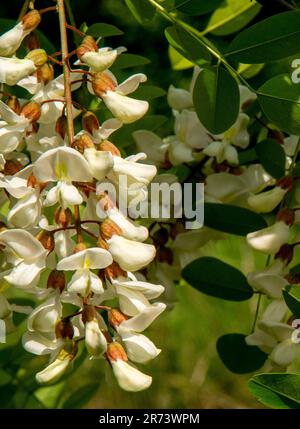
xmin=0 ymin=4 xmax=166 ymax=394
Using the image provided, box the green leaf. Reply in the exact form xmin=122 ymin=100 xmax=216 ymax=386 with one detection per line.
xmin=182 ymin=257 xmax=254 ymax=301
xmin=112 ymin=54 xmax=150 ymax=70
xmin=258 ymin=74 xmax=300 ymax=135
xmin=125 ymin=0 xmax=155 ymax=24
xmin=168 ymin=46 xmax=193 ymax=70
xmin=283 ymin=285 xmax=300 ymax=318
xmin=133 ymin=85 xmax=166 ymax=100
xmin=217 ymin=334 xmax=267 ymax=374
xmin=193 ymin=66 xmax=240 ymax=134
xmin=238 ymin=148 xmax=257 ymax=165
xmin=205 ymin=0 xmax=261 ymax=36
xmin=174 ymin=0 xmax=223 ymax=16
xmin=204 ymin=203 xmax=268 ymax=235
xmin=255 ymin=139 xmax=286 ymax=180
xmin=87 ymin=23 xmax=123 ymax=38
xmin=63 ymin=383 xmax=99 ymax=409
xmin=248 ymin=374 xmax=300 ymax=409
xmin=165 ymin=25 xmax=211 ymax=65
xmin=226 ymin=11 xmax=300 ymax=64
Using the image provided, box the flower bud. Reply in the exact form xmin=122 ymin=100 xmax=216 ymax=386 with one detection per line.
xmin=100 ymin=219 xmax=122 ymax=240
xmin=27 ymin=172 xmax=38 ymax=188
xmin=156 ymin=246 xmax=173 ymax=265
xmin=92 ymin=72 xmax=116 ymax=96
xmin=152 ymin=228 xmax=169 ymax=246
xmin=25 ymin=49 xmax=47 ymax=67
xmin=98 ymin=140 xmax=121 ymax=156
xmin=82 ymin=111 xmax=100 ymax=135
xmin=109 ymin=308 xmax=129 ymax=329
xmin=36 ymin=63 xmax=54 ymax=84
xmin=97 ymin=237 xmax=109 ymax=250
xmin=55 ymin=114 xmax=68 ymax=140
xmin=3 ymin=159 xmax=23 ymax=175
xmin=276 ymin=208 xmax=295 ymax=226
xmin=76 ymin=35 xmax=98 ymax=59
xmin=107 ymin=342 xmax=128 ymax=363
xmin=20 ymin=101 xmax=41 ymax=122
xmin=104 ymin=261 xmax=127 ymax=279
xmin=25 ymin=32 xmax=40 ymax=50
xmin=36 ymin=230 xmax=55 ymax=253
xmin=47 ymin=269 xmax=66 ymax=293
xmin=82 ymin=304 xmax=97 ymax=324
xmin=72 ymin=133 xmax=95 ymax=153
xmin=35 ymin=348 xmax=73 ymax=385
xmin=73 ymin=242 xmax=88 ymax=253
xmin=170 ymin=222 xmax=185 ymax=240
xmin=22 ymin=10 xmax=41 ymax=33
xmin=55 ymin=318 xmax=74 ymax=339
xmin=275 ymin=244 xmax=294 ymax=265
xmin=54 ymin=207 xmax=72 ymax=228
xmin=98 ymin=192 xmax=116 ymax=212
xmin=7 ymin=96 xmax=21 ymax=114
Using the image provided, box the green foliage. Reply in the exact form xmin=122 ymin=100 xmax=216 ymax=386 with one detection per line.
xmin=226 ymin=11 xmax=300 ymax=63
xmin=174 ymin=0 xmax=223 ymax=16
xmin=86 ymin=23 xmax=124 ymax=37
xmin=125 ymin=0 xmax=156 ymax=24
xmin=193 ymin=66 xmax=240 ymax=134
xmin=283 ymin=285 xmax=300 ymax=318
xmin=204 ymin=203 xmax=268 ymax=236
xmin=63 ymin=383 xmax=99 ymax=409
xmin=258 ymin=74 xmax=300 ymax=135
xmin=255 ymin=139 xmax=286 ymax=179
xmin=248 ymin=374 xmax=300 ymax=409
xmin=217 ymin=334 xmax=267 ymax=374
xmin=182 ymin=257 xmax=254 ymax=301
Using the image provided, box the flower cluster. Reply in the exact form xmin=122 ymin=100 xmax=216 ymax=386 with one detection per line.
xmin=133 ymin=67 xmax=300 ymax=371
xmin=0 ymin=6 xmax=166 ymax=392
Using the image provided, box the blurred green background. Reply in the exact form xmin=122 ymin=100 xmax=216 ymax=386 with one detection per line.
xmin=0 ymin=0 xmax=273 ymax=409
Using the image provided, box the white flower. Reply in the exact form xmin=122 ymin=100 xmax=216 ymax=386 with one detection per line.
xmin=0 ymin=22 xmax=25 ymax=57
xmin=83 ymin=148 xmax=113 ymax=181
xmin=36 ymin=347 xmax=73 ymax=384
xmin=133 ymin=130 xmax=169 ymax=166
xmin=167 ymin=84 xmax=193 ymax=111
xmin=34 ymin=146 xmax=93 ymax=208
xmin=79 ymin=46 xmax=126 ymax=72
xmin=0 ymin=229 xmax=47 ymax=289
xmin=85 ymin=316 xmax=107 ymax=358
xmin=0 ymin=57 xmax=36 ymax=85
xmin=107 ymin=235 xmax=156 ymax=272
xmin=0 ymin=293 xmax=31 ymax=343
xmin=246 ymin=300 xmax=297 ymax=368
xmin=111 ymin=359 xmax=152 ymax=392
xmin=247 ymin=186 xmax=287 ymax=213
xmin=247 ymin=259 xmax=289 ymax=298
xmin=0 ymin=100 xmax=30 ymax=154
xmin=247 ymin=221 xmax=290 ymax=254
xmin=57 ymin=248 xmax=113 ymax=296
xmin=105 ymin=207 xmax=149 ymax=242
xmin=91 ymin=71 xmax=149 ymax=124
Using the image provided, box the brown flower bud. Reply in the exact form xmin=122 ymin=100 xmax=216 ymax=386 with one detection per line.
xmin=26 ymin=48 xmax=47 ymax=67
xmin=275 ymin=244 xmax=294 ymax=265
xmin=22 ymin=9 xmax=41 ymax=33
xmin=82 ymin=304 xmax=97 ymax=324
xmin=277 ymin=176 xmax=294 ymax=192
xmin=7 ymin=96 xmax=21 ymax=115
xmin=76 ymin=35 xmax=98 ymax=59
xmin=36 ymin=63 xmax=54 ymax=85
xmin=92 ymin=72 xmax=116 ymax=97
xmin=82 ymin=111 xmax=100 ymax=135
xmin=276 ymin=208 xmax=295 ymax=226
xmin=98 ymin=140 xmax=121 ymax=157
xmin=55 ymin=114 xmax=68 ymax=140
xmin=97 ymin=237 xmax=109 ymax=250
xmin=156 ymin=246 xmax=173 ymax=265
xmin=25 ymin=32 xmax=40 ymax=50
xmin=55 ymin=207 xmax=72 ymax=228
xmin=104 ymin=261 xmax=127 ymax=279
xmin=27 ymin=172 xmax=38 ymax=188
xmin=108 ymin=309 xmax=129 ymax=329
xmin=47 ymin=269 xmax=66 ymax=293
xmin=100 ymin=219 xmax=122 ymax=240
xmin=269 ymin=130 xmax=285 ymax=145
xmin=106 ymin=342 xmax=128 ymax=363
xmin=20 ymin=101 xmax=41 ymax=122
xmin=3 ymin=160 xmax=23 ymax=175
xmin=36 ymin=230 xmax=55 ymax=253
xmin=285 ymin=273 xmax=300 ymax=285
xmin=74 ymin=242 xmax=88 ymax=253
xmin=72 ymin=133 xmax=95 ymax=153
xmin=152 ymin=228 xmax=169 ymax=247
xmin=170 ymin=222 xmax=185 ymax=240
xmin=55 ymin=319 xmax=74 ymax=340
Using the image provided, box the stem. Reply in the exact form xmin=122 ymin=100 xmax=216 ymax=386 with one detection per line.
xmin=18 ymin=0 xmax=32 ymax=20
xmin=251 ymin=293 xmax=262 ymax=333
xmin=74 ymin=205 xmax=82 ymax=242
xmin=57 ymin=0 xmax=75 ymax=145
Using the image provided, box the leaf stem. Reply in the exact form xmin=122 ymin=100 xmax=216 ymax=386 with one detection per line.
xmin=57 ymin=0 xmax=75 ymax=145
